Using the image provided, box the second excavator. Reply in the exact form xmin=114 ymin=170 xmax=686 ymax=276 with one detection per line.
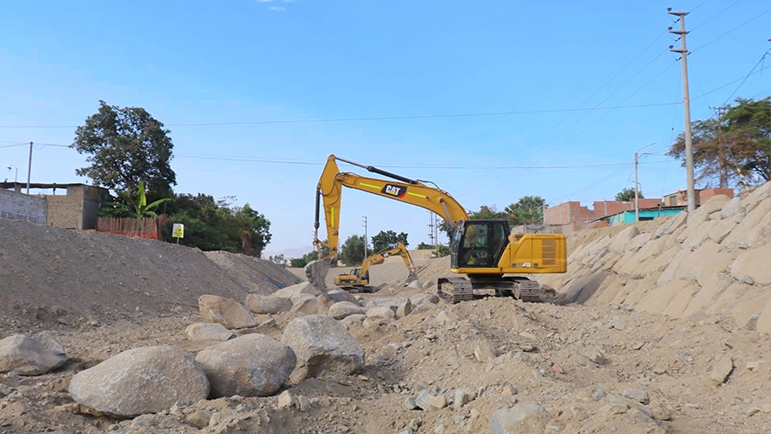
xmin=311 ymin=154 xmax=567 ymax=303
xmin=334 ymin=242 xmax=421 ymax=291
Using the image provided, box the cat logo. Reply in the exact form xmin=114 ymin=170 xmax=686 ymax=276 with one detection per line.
xmin=381 ymin=184 xmax=407 ymax=198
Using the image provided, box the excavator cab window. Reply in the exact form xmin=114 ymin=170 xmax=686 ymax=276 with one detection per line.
xmin=453 ymin=220 xmax=510 ymax=268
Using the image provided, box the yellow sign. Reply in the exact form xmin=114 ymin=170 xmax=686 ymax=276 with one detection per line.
xmin=172 ymin=223 xmax=184 ymax=238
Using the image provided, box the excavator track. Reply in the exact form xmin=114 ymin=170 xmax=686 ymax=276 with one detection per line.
xmin=437 ymin=277 xmax=474 ymax=304
xmin=436 ymin=276 xmax=543 ymax=303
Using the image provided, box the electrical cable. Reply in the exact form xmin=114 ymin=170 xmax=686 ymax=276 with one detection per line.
xmin=723 ymin=50 xmax=770 ymax=104
xmin=692 ymin=8 xmax=771 ymax=52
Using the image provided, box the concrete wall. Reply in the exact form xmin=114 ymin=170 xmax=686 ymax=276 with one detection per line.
xmin=0 ymin=189 xmax=47 ymax=224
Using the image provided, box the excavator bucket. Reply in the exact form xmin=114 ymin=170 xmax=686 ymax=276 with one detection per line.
xmin=404 ymin=271 xmax=419 ymax=285
xmin=304 ymin=257 xmax=331 ymax=293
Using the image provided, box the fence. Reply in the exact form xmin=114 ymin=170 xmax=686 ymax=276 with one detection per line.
xmin=97 ymin=217 xmax=159 ymax=240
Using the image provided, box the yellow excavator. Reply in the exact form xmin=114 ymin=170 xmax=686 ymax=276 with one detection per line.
xmin=334 ymin=242 xmax=421 ymax=291
xmin=312 ymin=154 xmax=567 ymax=303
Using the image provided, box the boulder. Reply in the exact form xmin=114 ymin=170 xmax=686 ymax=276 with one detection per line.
xmin=720 ymin=196 xmax=744 ymax=219
xmin=730 ymin=245 xmax=771 ymax=285
xmin=0 ymin=335 xmax=66 ymax=376
xmin=195 ymin=334 xmax=295 ymax=398
xmin=339 ymin=314 xmax=366 ymax=328
xmin=653 ymin=211 xmax=687 ymax=239
xmin=411 ymin=294 xmax=440 ymax=306
xmin=198 ymin=295 xmax=256 ymax=329
xmin=396 ymin=299 xmax=413 ymax=318
xmin=68 ymin=346 xmax=209 ymax=417
xmin=708 ymin=219 xmax=737 ymax=244
xmin=328 ymin=302 xmax=366 ymax=320
xmin=473 ymin=340 xmax=498 ymax=363
xmin=281 ymin=315 xmax=365 ymax=382
xmin=490 ymin=404 xmax=547 ymax=434
xmin=626 ymin=233 xmax=652 ymax=253
xmin=185 ymin=323 xmax=234 ymax=342
xmin=609 ymin=226 xmax=640 ymax=254
xmin=245 ymin=294 xmax=292 ymax=314
xmin=273 ymin=282 xmax=318 ymax=299
xmin=454 ymin=388 xmax=477 ymax=410
xmin=710 ymin=354 xmax=733 ymax=386
xmin=722 ymin=198 xmax=771 ymax=249
xmin=739 ymin=181 xmax=770 ymax=211
xmin=327 ymin=289 xmax=360 ymax=304
xmin=366 ymin=306 xmax=396 ymax=320
xmin=688 ymin=194 xmax=730 ymax=225
xmin=364 ymin=297 xmax=409 ymax=311
xmin=291 ymin=293 xmax=322 ymax=315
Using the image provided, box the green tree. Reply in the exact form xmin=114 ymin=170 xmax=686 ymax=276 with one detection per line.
xmin=339 ymin=235 xmax=369 ymax=266
xmin=468 ymin=205 xmax=510 ymax=220
xmin=371 ymin=230 xmax=409 ymax=252
xmin=417 ymin=242 xmax=434 ymax=250
xmin=614 ymin=188 xmax=640 ymax=202
xmin=668 ymin=97 xmax=771 ymax=187
xmin=434 ymin=244 xmax=450 ymax=258
xmin=290 ymin=250 xmax=319 ymax=268
xmin=504 ymin=196 xmax=546 ymax=224
xmin=72 ymin=100 xmax=176 ymax=196
xmin=161 ymin=193 xmax=271 ymax=257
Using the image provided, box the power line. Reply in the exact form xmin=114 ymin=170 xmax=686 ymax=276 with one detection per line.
xmin=692 ymin=8 xmax=771 ymax=53
xmin=0 ymin=102 xmax=683 ymax=129
xmin=175 ymin=153 xmax=671 ymax=170
xmin=691 ymin=64 xmax=770 ymax=101
xmin=691 ymin=0 xmax=743 ymax=31
xmin=723 ymin=50 xmax=770 ymax=104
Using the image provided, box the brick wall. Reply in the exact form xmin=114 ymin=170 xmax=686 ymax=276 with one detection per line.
xmin=699 ymin=188 xmax=734 ymax=203
xmin=46 ymin=195 xmax=84 ymax=229
xmin=0 ymin=189 xmax=46 ymax=224
xmin=545 ymin=201 xmax=593 ymax=225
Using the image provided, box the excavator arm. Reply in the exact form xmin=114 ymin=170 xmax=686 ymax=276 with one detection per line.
xmin=314 ymin=154 xmax=468 ymax=259
xmin=358 ymin=242 xmax=415 ymax=278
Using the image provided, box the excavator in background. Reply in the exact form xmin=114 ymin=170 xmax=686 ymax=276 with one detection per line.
xmin=334 ymin=242 xmax=422 ymax=291
xmin=312 ymin=154 xmax=567 ymax=303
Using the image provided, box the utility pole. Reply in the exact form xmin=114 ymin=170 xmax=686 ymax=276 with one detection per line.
xmin=26 ymin=142 xmax=33 ymax=194
xmin=713 ymin=105 xmax=729 ymax=188
xmin=635 ymin=143 xmax=656 ymax=222
xmin=668 ymin=9 xmax=696 ymax=212
xmin=362 ymin=216 xmax=368 ymax=259
xmin=427 ymin=211 xmax=435 ymax=246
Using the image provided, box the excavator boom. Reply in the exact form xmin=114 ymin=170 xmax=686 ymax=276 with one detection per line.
xmin=315 ymin=155 xmax=468 ymax=259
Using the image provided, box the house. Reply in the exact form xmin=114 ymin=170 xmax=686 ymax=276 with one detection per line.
xmin=0 ymin=182 xmax=109 ymax=229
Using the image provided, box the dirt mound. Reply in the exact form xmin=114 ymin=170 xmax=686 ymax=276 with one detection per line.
xmin=0 ymin=219 xmax=299 ymax=328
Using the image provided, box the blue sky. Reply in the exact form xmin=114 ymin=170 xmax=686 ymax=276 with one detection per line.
xmin=1 ymin=0 xmax=769 ymax=253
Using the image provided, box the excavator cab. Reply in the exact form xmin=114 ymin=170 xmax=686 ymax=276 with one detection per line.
xmin=451 ymin=220 xmax=510 ymax=269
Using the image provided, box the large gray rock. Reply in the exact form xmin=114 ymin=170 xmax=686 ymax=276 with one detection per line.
xmin=730 ymin=245 xmax=771 ymax=285
xmin=653 ymin=211 xmax=687 ymax=239
xmin=366 ymin=306 xmax=396 ymax=320
xmin=720 ymin=196 xmax=744 ymax=219
xmin=68 ymin=346 xmax=209 ymax=417
xmin=291 ymin=293 xmax=323 ymax=314
xmin=198 ymin=295 xmax=256 ymax=329
xmin=0 ymin=335 xmax=66 ymax=376
xmin=245 ymin=294 xmax=292 ymax=314
xmin=185 ymin=323 xmax=234 ymax=342
xmin=195 ymin=334 xmax=295 ymax=398
xmin=328 ymin=301 xmax=366 ymax=320
xmin=722 ymin=197 xmax=771 ymax=249
xmin=490 ymin=403 xmax=547 ymax=434
xmin=364 ymin=297 xmax=409 ymax=311
xmin=327 ymin=289 xmax=360 ymax=304
xmin=609 ymin=226 xmax=640 ymax=254
xmin=281 ymin=315 xmax=365 ymax=382
xmin=272 ymin=282 xmax=319 ymax=299
xmin=688 ymin=194 xmax=730 ymax=225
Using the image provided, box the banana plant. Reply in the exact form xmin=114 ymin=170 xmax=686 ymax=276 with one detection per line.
xmin=115 ymin=181 xmax=171 ymax=220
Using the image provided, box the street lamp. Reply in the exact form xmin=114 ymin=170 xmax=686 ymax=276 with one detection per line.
xmin=7 ymin=165 xmax=18 ymax=183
